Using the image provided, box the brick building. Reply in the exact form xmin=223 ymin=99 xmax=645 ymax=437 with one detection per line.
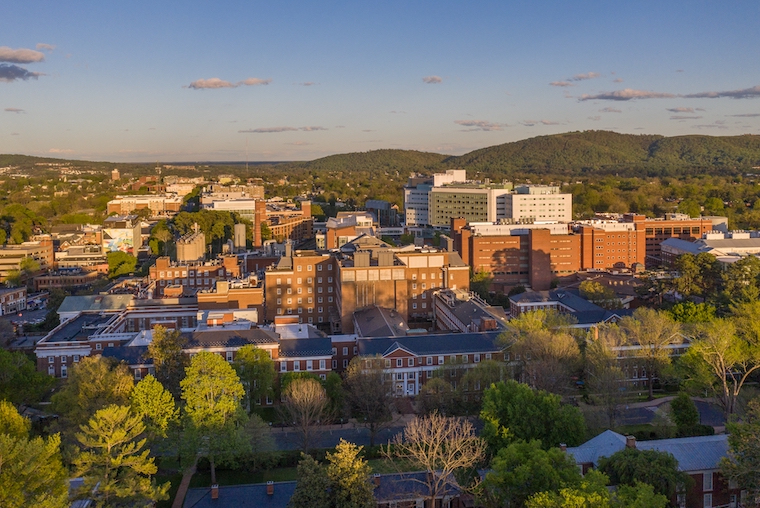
xmin=148 ymin=256 xmax=240 ymax=297
xmin=106 ymin=194 xmax=183 ymax=216
xmin=0 ymin=234 xmax=54 ymax=282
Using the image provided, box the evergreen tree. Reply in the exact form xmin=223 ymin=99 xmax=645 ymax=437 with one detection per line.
xmin=327 ymin=439 xmax=375 ymax=508
xmin=72 ymin=404 xmax=169 ymax=506
xmin=0 ymin=400 xmax=31 ymax=439
xmin=288 ymin=454 xmax=331 ymax=508
xmin=0 ymin=432 xmax=69 ymax=508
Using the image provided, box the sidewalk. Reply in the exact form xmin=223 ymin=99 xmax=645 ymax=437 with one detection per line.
xmin=171 ymin=460 xmax=197 ymax=508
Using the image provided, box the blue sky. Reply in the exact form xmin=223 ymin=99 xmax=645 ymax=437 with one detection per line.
xmin=2 ymin=1 xmax=760 ymax=162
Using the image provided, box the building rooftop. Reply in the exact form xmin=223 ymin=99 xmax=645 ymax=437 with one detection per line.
xmin=357 ymin=331 xmax=502 ymax=357
xmin=353 ymin=306 xmax=410 ymax=337
xmin=183 ymin=328 xmax=279 ymax=349
xmin=57 ymin=294 xmax=134 ymax=315
xmin=278 ymin=337 xmax=333 ymax=358
xmin=43 ymin=313 xmax=113 ymax=343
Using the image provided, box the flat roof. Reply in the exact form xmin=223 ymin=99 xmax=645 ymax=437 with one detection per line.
xmin=45 ymin=313 xmax=112 ymax=343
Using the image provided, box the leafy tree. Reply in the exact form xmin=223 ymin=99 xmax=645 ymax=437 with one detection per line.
xmin=50 ymin=356 xmax=134 ymax=429
xmin=260 ymin=222 xmax=272 ymax=242
xmin=680 ymin=318 xmax=760 ymax=416
xmin=585 ymin=325 xmax=627 ymax=429
xmin=668 ymin=301 xmax=716 ymax=324
xmin=289 ymin=454 xmax=331 ymax=508
xmin=324 ymin=371 xmax=345 ymax=417
xmin=598 ymin=447 xmax=692 ymax=498
xmin=671 ymin=253 xmax=720 ymax=301
xmin=280 ymin=377 xmax=329 ymax=452
xmin=73 ymin=404 xmax=169 ymax=506
xmin=233 ymin=344 xmax=276 ymax=412
xmin=480 ymin=440 xmax=582 ymax=508
xmin=326 ymin=439 xmax=375 ymax=508
xmin=181 ymin=351 xmax=247 ymax=484
xmin=4 ymin=269 xmax=22 ymax=287
xmin=721 ymin=397 xmax=760 ymax=502
xmin=618 ymin=308 xmax=681 ymax=400
xmin=470 ymin=268 xmax=493 ymax=301
xmin=0 ymin=349 xmax=55 ymax=405
xmin=720 ymin=256 xmax=760 ymax=309
xmin=147 ymin=325 xmax=188 ymax=400
xmin=480 ymin=380 xmax=586 ymax=451
xmin=498 ymin=309 xmax=581 ymax=394
xmin=0 ymin=400 xmax=31 ymax=439
xmin=344 ymin=357 xmax=393 ymax=446
xmin=526 ymin=469 xmax=610 ymax=508
xmin=387 ymin=414 xmax=486 ymax=508
xmin=670 ymin=392 xmax=699 ymax=428
xmin=19 ymin=256 xmax=40 ymax=276
xmin=130 ymin=374 xmax=179 ymax=439
xmin=0 ymin=431 xmax=68 ymax=508
xmin=418 ymin=377 xmax=459 ymax=416
xmin=612 ymin=482 xmax=669 ymax=508
xmin=107 ymin=251 xmax=137 ymax=278
xmin=579 ymin=280 xmax=621 ymax=310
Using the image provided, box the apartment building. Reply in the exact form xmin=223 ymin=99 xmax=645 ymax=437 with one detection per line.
xmin=148 ymin=256 xmax=240 ymax=297
xmin=0 ymin=286 xmax=27 ymax=316
xmin=102 ymin=215 xmax=142 ymax=254
xmin=0 ymin=234 xmax=54 ymax=281
xmin=404 ymin=170 xmax=467 ymax=227
xmin=106 ymin=194 xmax=183 ymax=216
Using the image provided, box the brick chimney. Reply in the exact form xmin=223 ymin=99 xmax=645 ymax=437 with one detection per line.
xmin=559 ymin=443 xmax=567 ymax=452
xmin=211 ymin=484 xmax=219 ymax=500
xmin=373 ymin=474 xmax=381 ymax=487
xmin=626 ymin=435 xmax=636 ymax=449
xmin=266 ymin=481 xmax=274 ymax=495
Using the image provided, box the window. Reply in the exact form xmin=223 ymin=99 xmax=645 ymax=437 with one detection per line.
xmin=226 ymin=352 xmax=233 ymax=362
xmin=277 ymin=288 xmax=282 ymax=295
xmin=61 ymin=356 xmax=67 ymax=364
xmin=135 ymin=369 xmax=142 ymax=380
xmin=281 ymin=362 xmax=287 ymax=372
xmin=385 ymin=359 xmax=391 ymax=368
xmin=353 ymin=346 xmax=357 ymax=354
xmin=308 ymin=265 xmax=313 ymax=271
xmin=485 ymin=353 xmax=492 ymax=360
xmin=297 ymin=297 xmax=303 ymax=304
xmin=294 ymin=361 xmax=301 ymax=371
xmin=318 ymin=277 xmax=323 ymax=283
xmin=461 ymin=355 xmax=468 ymax=363
xmin=277 ymin=298 xmax=282 ymax=305
xmin=703 ymin=472 xmax=713 ymax=492
xmin=319 ymin=359 xmax=326 ymax=370
xmin=48 ymin=356 xmax=54 ymax=364
xmin=332 ymin=347 xmax=337 ymax=355
xmin=438 ymin=356 xmax=444 ymax=365
xmin=332 ymin=360 xmax=337 ymax=369
xmin=328 ymin=287 xmax=333 ymax=293
xmin=396 ymin=358 xmax=403 ymax=367
xmin=328 ymin=296 xmax=333 ymax=302
xmin=343 ymin=347 xmax=349 ymax=355
xmin=307 ymin=360 xmax=313 ymax=371
xmin=73 ymin=355 xmax=80 ymax=362
xmin=408 ymin=358 xmax=414 ymax=367
xmin=61 ymin=366 xmax=67 ymax=378
xmin=703 ymin=493 xmax=712 ymax=508
xmin=96 ymin=343 xmax=102 ymax=350
xmin=474 ymin=354 xmax=480 ymax=363
xmin=396 ymin=373 xmax=403 ymax=381
xmin=427 ymin=356 xmax=432 ymax=365
xmin=343 ymin=359 xmax=348 ymax=368
xmin=297 ymin=265 xmax=302 ymax=272
xmin=328 ymin=277 xmax=333 ymax=283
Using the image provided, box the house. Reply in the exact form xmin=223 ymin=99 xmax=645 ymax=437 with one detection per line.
xmin=566 ymin=430 xmax=742 ymax=508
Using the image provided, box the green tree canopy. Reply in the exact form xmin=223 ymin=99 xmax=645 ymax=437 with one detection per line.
xmin=480 ymin=380 xmax=586 ymax=451
xmin=579 ymin=280 xmax=621 ymax=310
xmin=670 ymin=392 xmax=699 ymax=429
xmin=233 ymin=344 xmax=276 ymax=412
xmin=0 ymin=432 xmax=68 ymax=508
xmin=326 ymin=439 xmax=375 ymax=508
xmin=107 ymin=251 xmax=137 ymax=278
xmin=0 ymin=349 xmax=55 ymax=405
xmin=344 ymin=357 xmax=393 ymax=446
xmin=73 ymin=404 xmax=169 ymax=506
xmin=288 ymin=454 xmax=331 ymax=508
xmin=130 ymin=374 xmax=179 ymax=439
xmin=721 ymin=397 xmax=760 ymax=502
xmin=147 ymin=325 xmax=188 ymax=400
xmin=0 ymin=400 xmax=31 ymax=439
xmin=598 ymin=447 xmax=692 ymax=499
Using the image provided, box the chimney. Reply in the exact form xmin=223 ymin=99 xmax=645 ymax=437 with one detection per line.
xmin=211 ymin=484 xmax=219 ymax=500
xmin=626 ymin=435 xmax=636 ymax=449
xmin=373 ymin=474 xmax=381 ymax=487
xmin=559 ymin=443 xmax=567 ymax=452
xmin=266 ymin=481 xmax=274 ymax=495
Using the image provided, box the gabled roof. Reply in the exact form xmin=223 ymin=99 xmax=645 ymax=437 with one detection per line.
xmin=353 ymin=306 xmax=410 ymax=337
xmin=278 ymin=337 xmax=333 ymax=358
xmin=357 ymin=331 xmax=502 ymax=357
xmin=566 ymin=430 xmax=729 ymax=472
xmin=183 ymin=328 xmax=279 ymax=349
xmin=102 ymin=345 xmax=152 ymax=366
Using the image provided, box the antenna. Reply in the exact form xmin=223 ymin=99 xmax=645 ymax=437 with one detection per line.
xmin=245 ymin=138 xmax=249 ymax=172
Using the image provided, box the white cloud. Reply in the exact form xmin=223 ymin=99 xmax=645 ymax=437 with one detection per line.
xmin=0 ymin=46 xmax=45 ymax=63
xmin=579 ymin=88 xmax=676 ymax=101
xmin=550 ymin=81 xmax=574 ymax=87
xmin=521 ymin=119 xmax=560 ymax=126
xmin=613 ymin=78 xmax=624 ymax=83
xmin=600 ymin=107 xmax=622 ymax=113
xmin=571 ymin=72 xmax=600 ymax=81
xmin=588 ymin=116 xmax=601 ymax=121
xmin=187 ymin=77 xmax=271 ymax=89
xmin=454 ymin=119 xmax=505 ymax=131
xmin=685 ymin=85 xmax=760 ymax=99
xmin=727 ymin=113 xmax=760 ymax=117
xmin=36 ymin=43 xmax=56 ymax=52
xmin=423 ymin=76 xmax=442 ymax=84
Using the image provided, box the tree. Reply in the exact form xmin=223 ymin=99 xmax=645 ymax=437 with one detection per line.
xmin=130 ymin=374 xmax=179 ymax=439
xmin=0 ymin=349 xmax=55 ymax=405
xmin=288 ymin=454 xmax=331 ymax=508
xmin=668 ymin=301 xmax=716 ymax=324
xmin=671 ymin=252 xmax=720 ymax=300
xmin=499 ymin=309 xmax=581 ymax=394
xmin=470 ymin=268 xmax=493 ymax=301
xmin=618 ymin=307 xmax=681 ymax=400
xmin=585 ymin=325 xmax=628 ymax=429
xmin=721 ymin=398 xmax=760 ymax=503
xmin=598 ymin=447 xmax=692 ymax=499
xmin=670 ymin=391 xmax=699 ymax=428
xmin=480 ymin=440 xmax=582 ymax=508
xmin=4 ymin=269 xmax=22 ymax=287
xmin=0 ymin=400 xmax=30 ymax=439
xmin=233 ymin=344 xmax=276 ymax=412
xmin=107 ymin=251 xmax=137 ymax=278
xmin=260 ymin=222 xmax=272 ymax=242
xmin=720 ymin=256 xmax=760 ymax=308
xmin=418 ymin=377 xmax=459 ymax=416
xmin=73 ymin=404 xmax=169 ymax=506
xmin=386 ymin=414 xmax=486 ymax=507
xmin=526 ymin=469 xmax=610 ymax=508
xmin=0 ymin=431 xmax=68 ymax=508
xmin=50 ymin=356 xmax=134 ymax=429
xmin=612 ymin=482 xmax=670 ymax=508
xmin=147 ymin=325 xmax=188 ymax=400
xmin=344 ymin=356 xmax=393 ymax=446
xmin=19 ymin=256 xmax=40 ymax=276
xmin=181 ymin=351 xmax=247 ymax=484
xmin=280 ymin=377 xmax=329 ymax=452
xmin=480 ymin=380 xmax=586 ymax=451
xmin=579 ymin=280 xmax=621 ymax=310
xmin=327 ymin=439 xmax=375 ymax=508
xmin=680 ymin=318 xmax=760 ymax=416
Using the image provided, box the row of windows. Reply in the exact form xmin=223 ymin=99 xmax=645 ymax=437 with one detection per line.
xmin=383 ymin=353 xmax=490 ymax=368
xmin=279 ymin=359 xmax=328 ymax=371
xmin=158 ymin=269 xmax=215 ymax=278
xmin=277 ymin=296 xmax=334 ymax=305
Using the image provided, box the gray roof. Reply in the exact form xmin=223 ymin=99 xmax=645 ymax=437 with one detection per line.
xmin=353 ymin=306 xmax=410 ymax=337
xmin=57 ymin=294 xmax=134 ymax=314
xmin=448 ymin=299 xmax=509 ymax=330
xmin=278 ymin=337 xmax=333 ymax=357
xmin=183 ymin=328 xmax=279 ymax=349
xmin=44 ymin=313 xmax=113 ymax=343
xmin=102 ymin=345 xmax=152 ymax=366
xmin=373 ymin=472 xmax=460 ymax=502
xmin=357 ymin=331 xmax=502 ymax=357
xmin=566 ymin=430 xmax=729 ymax=472
xmin=661 ymin=237 xmax=707 ymax=255
xmin=183 ymin=482 xmax=296 ymax=508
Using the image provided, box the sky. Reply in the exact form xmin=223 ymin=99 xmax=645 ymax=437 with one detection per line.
xmin=2 ymin=0 xmax=760 ymax=163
